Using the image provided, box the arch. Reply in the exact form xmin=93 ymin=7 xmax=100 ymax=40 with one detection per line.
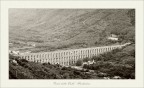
xmin=98 ymin=48 xmax=100 ymax=55
xmin=101 ymin=48 xmax=103 ymax=53
xmin=105 ymin=47 xmax=107 ymax=52
xmin=94 ymin=48 xmax=96 ymax=55
xmin=91 ymin=49 xmax=93 ymax=57
xmin=42 ymin=59 xmax=44 ymax=63
xmin=74 ymin=51 xmax=75 ymax=55
xmin=92 ymin=49 xmax=94 ymax=56
xmin=30 ymin=55 xmax=32 ymax=60
xmin=88 ymin=49 xmax=91 ymax=56
xmin=61 ymin=52 xmax=63 ymax=57
xmin=100 ymin=48 xmax=101 ymax=53
xmin=27 ymin=55 xmax=30 ymax=60
xmin=100 ymin=48 xmax=102 ymax=53
xmin=105 ymin=47 xmax=106 ymax=52
xmin=33 ymin=55 xmax=35 ymax=59
xmin=39 ymin=54 xmax=41 ymax=59
xmin=36 ymin=55 xmax=38 ymax=59
xmin=47 ymin=53 xmax=49 ymax=59
xmin=46 ymin=59 xmax=49 ymax=63
xmin=78 ymin=50 xmax=80 ymax=59
xmin=43 ymin=54 xmax=45 ymax=58
xmin=107 ymin=47 xmax=109 ymax=52
xmin=110 ymin=47 xmax=112 ymax=50
xmin=89 ymin=49 xmax=91 ymax=58
xmin=66 ymin=52 xmax=68 ymax=55
xmin=21 ymin=56 xmax=24 ymax=59
xmin=45 ymin=54 xmax=47 ymax=59
xmin=95 ymin=49 xmax=97 ymax=55
xmin=102 ymin=48 xmax=104 ymax=53
xmin=45 ymin=59 xmax=47 ymax=63
xmin=33 ymin=55 xmax=36 ymax=62
xmin=38 ymin=59 xmax=41 ymax=63
xmin=55 ymin=53 xmax=58 ymax=59
xmin=41 ymin=54 xmax=43 ymax=58
xmin=81 ymin=50 xmax=83 ymax=58
xmin=53 ymin=53 xmax=55 ymax=58
xmin=58 ymin=52 xmax=60 ymax=59
xmin=50 ymin=53 xmax=52 ymax=60
xmin=108 ymin=47 xmax=111 ymax=51
xmin=85 ymin=50 xmax=87 ymax=57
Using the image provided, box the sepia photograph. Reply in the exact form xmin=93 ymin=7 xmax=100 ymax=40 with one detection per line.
xmin=9 ymin=9 xmax=135 ymax=79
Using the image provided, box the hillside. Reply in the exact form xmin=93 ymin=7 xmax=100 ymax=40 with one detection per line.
xmin=9 ymin=55 xmax=100 ymax=79
xmin=9 ymin=9 xmax=135 ymax=52
xmin=83 ymin=44 xmax=135 ymax=79
xmin=9 ymin=44 xmax=135 ymax=79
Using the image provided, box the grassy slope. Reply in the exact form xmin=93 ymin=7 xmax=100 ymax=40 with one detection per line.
xmin=9 ymin=9 xmax=134 ymax=52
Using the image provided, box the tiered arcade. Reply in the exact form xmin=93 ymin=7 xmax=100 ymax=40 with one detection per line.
xmin=18 ymin=43 xmax=130 ymax=66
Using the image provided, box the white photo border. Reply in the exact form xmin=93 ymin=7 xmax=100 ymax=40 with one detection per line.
xmin=0 ymin=0 xmax=144 ymax=88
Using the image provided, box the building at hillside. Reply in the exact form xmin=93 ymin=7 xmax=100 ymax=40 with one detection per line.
xmin=82 ymin=60 xmax=95 ymax=66
xmin=107 ymin=34 xmax=118 ymax=41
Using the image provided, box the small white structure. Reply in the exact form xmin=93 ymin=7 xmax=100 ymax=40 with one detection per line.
xmin=27 ymin=42 xmax=36 ymax=47
xmin=103 ymin=77 xmax=110 ymax=79
xmin=9 ymin=43 xmax=13 ymax=45
xmin=71 ymin=66 xmax=83 ymax=70
xmin=82 ymin=60 xmax=95 ymax=66
xmin=123 ymin=42 xmax=131 ymax=46
xmin=107 ymin=34 xmax=118 ymax=41
xmin=9 ymin=50 xmax=12 ymax=53
xmin=25 ymin=51 xmax=31 ymax=54
xmin=88 ymin=59 xmax=95 ymax=65
xmin=31 ymin=44 xmax=36 ymax=47
xmin=113 ymin=76 xmax=121 ymax=79
xmin=19 ymin=51 xmax=31 ymax=55
xmin=9 ymin=50 xmax=20 ymax=55
xmin=12 ymin=60 xmax=18 ymax=65
xmin=89 ymin=70 xmax=95 ymax=73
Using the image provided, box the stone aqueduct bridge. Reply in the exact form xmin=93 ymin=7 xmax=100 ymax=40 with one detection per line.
xmin=18 ymin=43 xmax=130 ymax=66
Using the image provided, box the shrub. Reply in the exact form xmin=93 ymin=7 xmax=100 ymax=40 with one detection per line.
xmin=83 ymin=64 xmax=89 ymax=69
xmin=63 ymin=73 xmax=70 ymax=79
xmin=83 ymin=57 xmax=89 ymax=62
xmin=20 ymin=59 xmax=28 ymax=63
xmin=76 ymin=59 xmax=83 ymax=66
xmin=127 ymin=9 xmax=135 ymax=25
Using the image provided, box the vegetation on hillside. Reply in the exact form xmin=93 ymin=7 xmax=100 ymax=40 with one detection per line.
xmin=83 ymin=44 xmax=135 ymax=79
xmin=9 ymin=9 xmax=135 ymax=79
xmin=9 ymin=9 xmax=135 ymax=52
xmin=9 ymin=44 xmax=135 ymax=79
xmin=9 ymin=55 xmax=100 ymax=79
xmin=97 ymin=9 xmax=135 ymax=45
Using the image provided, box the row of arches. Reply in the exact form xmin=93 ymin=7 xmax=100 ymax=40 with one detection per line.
xmin=19 ymin=44 xmax=124 ymax=66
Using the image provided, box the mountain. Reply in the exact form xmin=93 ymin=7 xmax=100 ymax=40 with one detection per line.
xmin=9 ymin=9 xmax=135 ymax=52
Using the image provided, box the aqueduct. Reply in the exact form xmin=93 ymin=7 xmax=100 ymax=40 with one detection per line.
xmin=18 ymin=43 xmax=130 ymax=66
